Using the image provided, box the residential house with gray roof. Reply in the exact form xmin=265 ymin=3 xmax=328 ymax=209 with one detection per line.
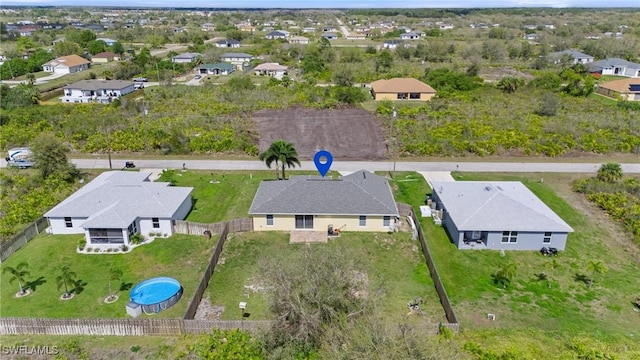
xmin=249 ymin=170 xmax=399 ymax=233
xmin=197 ymin=63 xmax=234 ymax=76
xmin=430 ymin=181 xmax=573 ymax=250
xmin=62 ymin=79 xmax=135 ymax=104
xmin=45 ymin=171 xmax=193 ymax=249
xmin=548 ymin=49 xmax=594 ymax=65
xmin=220 ymin=52 xmax=254 ymax=70
xmin=586 ymin=58 xmax=640 ymax=78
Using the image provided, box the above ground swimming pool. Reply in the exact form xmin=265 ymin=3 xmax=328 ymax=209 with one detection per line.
xmin=129 ymin=277 xmax=183 ymax=314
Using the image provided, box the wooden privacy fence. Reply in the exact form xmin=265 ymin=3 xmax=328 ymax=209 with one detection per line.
xmin=0 ymin=318 xmax=270 ymax=336
xmin=173 ymin=218 xmax=252 ymax=236
xmin=407 ymin=206 xmax=459 ymax=325
xmin=184 ymin=222 xmax=229 ymax=319
xmin=1 ymin=217 xmax=49 ymax=262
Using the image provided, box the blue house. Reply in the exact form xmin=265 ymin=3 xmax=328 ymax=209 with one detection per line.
xmin=430 ymin=181 xmax=573 ymax=251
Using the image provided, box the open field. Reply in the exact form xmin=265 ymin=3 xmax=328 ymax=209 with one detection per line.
xmin=0 ymin=233 xmax=215 ymax=319
xmin=392 ymin=171 xmax=640 ymax=343
xmin=252 ymin=107 xmax=389 ymax=160
xmin=205 ymin=230 xmax=444 ymax=323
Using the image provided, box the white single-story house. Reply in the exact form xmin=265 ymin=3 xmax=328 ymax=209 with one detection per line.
xmin=96 ymin=37 xmax=117 ymax=46
xmin=587 ymin=58 xmax=640 ymax=78
xmin=42 ymin=54 xmax=90 ymax=74
xmin=171 ymin=52 xmax=202 ymax=63
xmin=215 ymin=39 xmax=241 ymax=48
xmin=197 ymin=62 xmax=234 ymax=75
xmin=220 ymin=52 xmax=254 ymax=70
xmin=322 ymin=32 xmax=338 ymax=40
xmin=548 ymin=49 xmax=594 ymax=64
xmin=289 ymin=36 xmax=310 ymax=44
xmin=249 ymin=170 xmax=399 ymax=233
xmin=253 ymin=62 xmax=288 ymax=80
xmin=430 ymin=181 xmax=574 ymax=251
xmin=61 ymin=80 xmax=135 ymax=104
xmin=400 ymin=31 xmax=421 ymax=40
xmin=44 ymin=171 xmax=193 ymax=249
xmin=265 ymin=30 xmax=288 ymax=40
xmin=383 ymin=39 xmax=405 ymax=50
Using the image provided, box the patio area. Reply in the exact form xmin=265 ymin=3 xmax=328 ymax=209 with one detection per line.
xmin=289 ymin=230 xmax=328 ymax=244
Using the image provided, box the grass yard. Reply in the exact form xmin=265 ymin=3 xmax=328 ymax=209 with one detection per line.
xmin=206 ymin=231 xmax=445 ymax=323
xmin=0 ymin=233 xmax=216 ymax=319
xmin=391 ymin=171 xmax=640 ymax=345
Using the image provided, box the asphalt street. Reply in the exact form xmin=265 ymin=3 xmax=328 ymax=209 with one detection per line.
xmin=14 ymin=158 xmax=638 ymax=174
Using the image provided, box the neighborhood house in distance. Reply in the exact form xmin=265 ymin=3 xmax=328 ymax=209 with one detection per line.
xmin=370 ymin=77 xmax=437 ymax=101
xmin=249 ymin=170 xmax=400 ymax=236
xmin=430 ymin=181 xmax=574 ymax=250
xmin=62 ymin=79 xmax=136 ymax=103
xmin=44 ymin=171 xmax=193 ymax=249
xmin=42 ymin=54 xmax=90 ymax=74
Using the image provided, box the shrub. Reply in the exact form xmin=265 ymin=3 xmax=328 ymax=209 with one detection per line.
xmin=85 ymin=247 xmax=92 ymax=252
xmin=120 ymin=244 xmax=129 ymax=252
xmin=106 ymin=248 xmax=113 ymax=253
xmin=93 ymin=248 xmax=101 ymax=253
xmin=77 ymin=238 xmax=86 ymax=251
xmin=130 ymin=233 xmax=144 ymax=245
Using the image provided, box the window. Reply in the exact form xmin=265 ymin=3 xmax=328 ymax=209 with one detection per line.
xmin=543 ymin=232 xmax=552 ymax=243
xmin=64 ymin=217 xmax=72 ymax=228
xmin=501 ymin=231 xmax=518 ymax=243
xmin=266 ymin=214 xmax=274 ymax=226
xmin=295 ymin=215 xmax=314 ymax=229
xmin=409 ymin=92 xmax=421 ymax=99
xmin=89 ymin=228 xmax=124 ymax=244
xmin=383 ymin=216 xmax=391 ymax=227
xmin=152 ymin=218 xmax=160 ymax=229
xmin=359 ymin=216 xmax=367 ymax=227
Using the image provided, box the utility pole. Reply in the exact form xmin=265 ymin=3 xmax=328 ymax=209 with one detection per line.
xmin=104 ymin=119 xmax=113 ymax=170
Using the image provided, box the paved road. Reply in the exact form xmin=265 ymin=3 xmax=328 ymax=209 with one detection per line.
xmin=23 ymin=158 xmax=639 ymax=174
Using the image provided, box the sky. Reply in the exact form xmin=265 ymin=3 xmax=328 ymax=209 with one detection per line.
xmin=3 ymin=1 xmax=640 ymax=8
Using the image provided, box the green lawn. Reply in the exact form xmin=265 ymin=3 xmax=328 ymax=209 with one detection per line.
xmin=0 ymin=233 xmax=216 ymax=319
xmin=392 ymin=172 xmax=640 ymax=342
xmin=207 ymin=230 xmax=444 ymax=323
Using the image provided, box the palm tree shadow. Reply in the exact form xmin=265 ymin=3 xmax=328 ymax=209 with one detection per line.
xmin=491 ymin=274 xmax=510 ymax=288
xmin=73 ymin=279 xmax=88 ymax=295
xmin=574 ymin=273 xmax=590 ymax=285
xmin=535 ymin=273 xmax=548 ymax=282
xmin=119 ymin=282 xmax=133 ymax=292
xmin=25 ymin=277 xmax=46 ymax=291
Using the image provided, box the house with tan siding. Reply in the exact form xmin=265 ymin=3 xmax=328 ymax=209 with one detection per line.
xmin=43 ymin=54 xmax=90 ymax=74
xmin=370 ymin=78 xmax=436 ymax=101
xmin=249 ymin=171 xmax=399 ymax=233
xmin=596 ymin=78 xmax=640 ymax=101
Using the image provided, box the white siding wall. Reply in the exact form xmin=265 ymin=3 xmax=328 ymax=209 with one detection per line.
xmin=139 ymin=218 xmax=173 ymax=237
xmin=49 ymin=217 xmax=87 ymax=234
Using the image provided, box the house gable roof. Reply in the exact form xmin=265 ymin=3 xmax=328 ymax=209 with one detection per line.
xmin=43 ymin=54 xmax=90 ymax=68
xmin=220 ymin=52 xmax=253 ymax=58
xmin=45 ymin=171 xmax=193 ymax=228
xmin=371 ymin=77 xmax=436 ymax=94
xmin=216 ymin=39 xmax=240 ymax=44
xmin=549 ymin=49 xmax=593 ymax=59
xmin=200 ymin=62 xmax=234 ymax=71
xmin=92 ymin=51 xmax=117 ymax=58
xmin=63 ymin=80 xmax=134 ymax=91
xmin=431 ymin=181 xmax=573 ymax=232
xmin=254 ymin=62 xmax=288 ymax=71
xmin=587 ymin=58 xmax=640 ymax=71
xmin=249 ymin=170 xmax=399 ymax=216
xmin=172 ymin=52 xmax=202 ymax=60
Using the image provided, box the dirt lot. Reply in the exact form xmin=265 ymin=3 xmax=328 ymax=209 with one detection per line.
xmin=252 ymin=107 xmax=389 ymax=160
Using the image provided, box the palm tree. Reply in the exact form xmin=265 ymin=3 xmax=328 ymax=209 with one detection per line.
xmin=494 ymin=261 xmax=518 ymax=289
xmin=26 ymin=73 xmax=36 ymax=85
xmin=258 ymin=140 xmax=301 ymax=180
xmin=586 ymin=260 xmax=608 ymax=289
xmin=596 ymin=163 xmax=623 ymax=183
xmin=56 ymin=265 xmax=77 ymax=298
xmin=107 ymin=266 xmax=123 ymax=300
xmin=2 ymin=262 xmax=30 ymax=295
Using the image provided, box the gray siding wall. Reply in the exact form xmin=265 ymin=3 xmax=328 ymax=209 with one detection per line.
xmin=485 ymin=231 xmax=568 ymax=251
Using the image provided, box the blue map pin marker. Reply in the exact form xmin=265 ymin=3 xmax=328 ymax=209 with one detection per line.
xmin=313 ymin=150 xmax=333 ymax=177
